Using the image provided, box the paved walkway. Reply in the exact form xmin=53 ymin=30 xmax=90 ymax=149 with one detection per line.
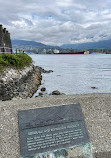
xmin=0 ymin=93 xmax=111 ymax=158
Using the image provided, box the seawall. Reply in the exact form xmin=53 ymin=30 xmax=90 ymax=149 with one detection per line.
xmin=0 ymin=65 xmax=42 ymax=101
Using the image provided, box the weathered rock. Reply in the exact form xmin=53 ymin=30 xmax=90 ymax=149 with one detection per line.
xmin=38 ymin=92 xmax=43 ymax=96
xmin=18 ymin=86 xmax=24 ymax=92
xmin=91 ymin=86 xmax=98 ymax=89
xmin=45 ymin=70 xmax=53 ymax=73
xmin=41 ymin=87 xmax=46 ymax=92
xmin=51 ymin=90 xmax=62 ymax=95
xmin=36 ymin=66 xmax=53 ymax=73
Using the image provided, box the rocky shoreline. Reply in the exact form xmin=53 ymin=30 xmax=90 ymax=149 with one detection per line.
xmin=0 ymin=64 xmax=64 ymax=101
xmin=0 ymin=65 xmax=42 ymax=101
xmin=32 ymin=66 xmax=64 ymax=97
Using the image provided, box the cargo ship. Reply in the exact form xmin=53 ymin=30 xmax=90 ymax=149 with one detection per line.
xmin=53 ymin=49 xmax=89 ymax=55
xmin=56 ymin=51 xmax=84 ymax=54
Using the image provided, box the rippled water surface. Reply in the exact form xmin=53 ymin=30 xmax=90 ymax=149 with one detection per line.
xmin=30 ymin=54 xmax=111 ymax=95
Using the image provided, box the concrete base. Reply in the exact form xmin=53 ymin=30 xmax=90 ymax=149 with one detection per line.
xmin=0 ymin=93 xmax=111 ymax=158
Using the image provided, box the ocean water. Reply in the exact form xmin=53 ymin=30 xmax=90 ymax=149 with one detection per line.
xmin=30 ymin=54 xmax=111 ymax=95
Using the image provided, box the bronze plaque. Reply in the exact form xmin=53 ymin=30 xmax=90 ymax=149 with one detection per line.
xmin=18 ymin=104 xmax=89 ymax=157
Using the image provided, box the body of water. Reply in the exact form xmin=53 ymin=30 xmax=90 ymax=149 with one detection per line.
xmin=30 ymin=54 xmax=111 ymax=95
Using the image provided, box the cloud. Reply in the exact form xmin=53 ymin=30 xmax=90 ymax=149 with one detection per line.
xmin=0 ymin=0 xmax=111 ymax=45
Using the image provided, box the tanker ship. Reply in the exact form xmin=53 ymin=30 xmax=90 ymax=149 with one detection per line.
xmin=53 ymin=49 xmax=89 ymax=54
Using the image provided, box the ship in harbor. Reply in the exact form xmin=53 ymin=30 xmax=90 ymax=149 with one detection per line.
xmin=53 ymin=49 xmax=89 ymax=54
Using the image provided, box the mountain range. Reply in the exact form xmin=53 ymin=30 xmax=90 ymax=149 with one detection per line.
xmin=11 ymin=40 xmax=58 ymax=49
xmin=61 ymin=39 xmax=111 ymax=49
xmin=11 ymin=39 xmax=111 ymax=50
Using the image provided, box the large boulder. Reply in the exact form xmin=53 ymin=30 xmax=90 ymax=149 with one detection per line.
xmin=36 ymin=66 xmax=53 ymax=73
xmin=41 ymin=87 xmax=46 ymax=92
xmin=51 ymin=90 xmax=62 ymax=95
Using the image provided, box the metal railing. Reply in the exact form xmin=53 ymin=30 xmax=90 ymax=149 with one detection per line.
xmin=0 ymin=47 xmax=12 ymax=53
xmin=0 ymin=47 xmax=25 ymax=54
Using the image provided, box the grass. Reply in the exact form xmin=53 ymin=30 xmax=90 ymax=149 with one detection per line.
xmin=0 ymin=53 xmax=33 ymax=70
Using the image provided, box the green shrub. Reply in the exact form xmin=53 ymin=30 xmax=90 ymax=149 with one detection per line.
xmin=0 ymin=53 xmax=32 ymax=70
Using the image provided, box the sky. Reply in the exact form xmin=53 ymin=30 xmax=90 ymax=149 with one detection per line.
xmin=0 ymin=0 xmax=111 ymax=46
